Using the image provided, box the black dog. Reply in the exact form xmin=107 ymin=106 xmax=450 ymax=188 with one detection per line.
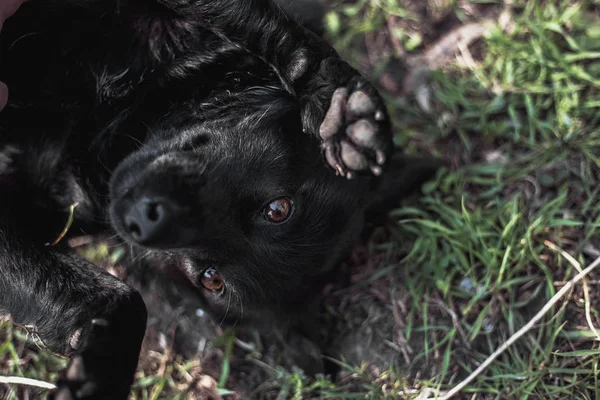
xmin=0 ymin=0 xmax=438 ymax=398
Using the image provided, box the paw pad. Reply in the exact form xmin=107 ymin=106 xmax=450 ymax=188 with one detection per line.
xmin=319 ymin=85 xmax=388 ymax=179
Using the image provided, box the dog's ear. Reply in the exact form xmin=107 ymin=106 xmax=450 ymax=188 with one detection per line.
xmin=366 ymin=152 xmax=446 ymax=216
xmin=90 ymin=1 xmax=207 ymax=100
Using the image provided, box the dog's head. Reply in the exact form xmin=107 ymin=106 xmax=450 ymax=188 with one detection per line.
xmin=108 ymin=70 xmax=439 ymax=325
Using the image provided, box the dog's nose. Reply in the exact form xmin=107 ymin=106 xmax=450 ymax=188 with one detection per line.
xmin=123 ymin=197 xmax=171 ymax=245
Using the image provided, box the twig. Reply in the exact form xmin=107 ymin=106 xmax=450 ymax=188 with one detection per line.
xmin=406 ymin=22 xmax=488 ymax=70
xmin=456 ymin=40 xmax=478 ymax=71
xmin=545 ymin=241 xmax=600 ymax=341
xmin=45 ymin=202 xmax=79 ymax=246
xmin=428 ymin=254 xmax=600 ymax=399
xmin=433 ymin=296 xmax=471 ymax=350
xmin=554 ymin=279 xmax=600 ymax=286
xmin=386 ymin=16 xmax=404 ymax=58
xmin=0 ymin=376 xmax=56 ymax=390
xmin=391 ymin=297 xmax=413 ymax=364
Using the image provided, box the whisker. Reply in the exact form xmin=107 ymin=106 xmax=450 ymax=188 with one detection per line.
xmin=220 ymin=290 xmax=233 ymax=327
xmin=10 ymin=32 xmax=38 ymax=49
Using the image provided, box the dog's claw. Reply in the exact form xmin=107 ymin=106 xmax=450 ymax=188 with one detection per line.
xmin=319 ymin=80 xmax=389 ymax=177
xmin=376 ymin=150 xmax=386 ymax=166
xmin=91 ymin=318 xmax=109 ymax=328
xmin=370 ymin=165 xmax=382 ymax=176
xmin=323 ymin=142 xmax=346 ymax=177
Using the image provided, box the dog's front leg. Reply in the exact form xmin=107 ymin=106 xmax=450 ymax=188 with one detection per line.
xmin=0 ymin=225 xmax=147 ymax=400
xmin=160 ymin=0 xmax=394 ymax=178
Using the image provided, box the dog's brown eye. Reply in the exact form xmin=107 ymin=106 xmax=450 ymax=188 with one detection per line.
xmin=264 ymin=198 xmax=293 ymax=223
xmin=201 ymin=267 xmax=224 ymax=291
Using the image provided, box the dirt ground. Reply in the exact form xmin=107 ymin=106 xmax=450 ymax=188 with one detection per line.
xmin=4 ymin=0 xmax=598 ymax=399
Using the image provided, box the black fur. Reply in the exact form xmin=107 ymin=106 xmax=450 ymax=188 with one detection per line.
xmin=0 ymin=0 xmax=439 ymax=398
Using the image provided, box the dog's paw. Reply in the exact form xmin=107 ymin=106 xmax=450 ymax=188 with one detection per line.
xmin=49 ymin=355 xmax=98 ymax=400
xmin=49 ymin=354 xmax=132 ymax=400
xmin=48 ymin=322 xmax=133 ymax=400
xmin=319 ymin=79 xmax=390 ymax=179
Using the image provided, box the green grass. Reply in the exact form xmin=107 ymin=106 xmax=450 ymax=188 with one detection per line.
xmin=269 ymin=0 xmax=600 ymax=398
xmin=2 ymin=0 xmax=600 ymax=399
